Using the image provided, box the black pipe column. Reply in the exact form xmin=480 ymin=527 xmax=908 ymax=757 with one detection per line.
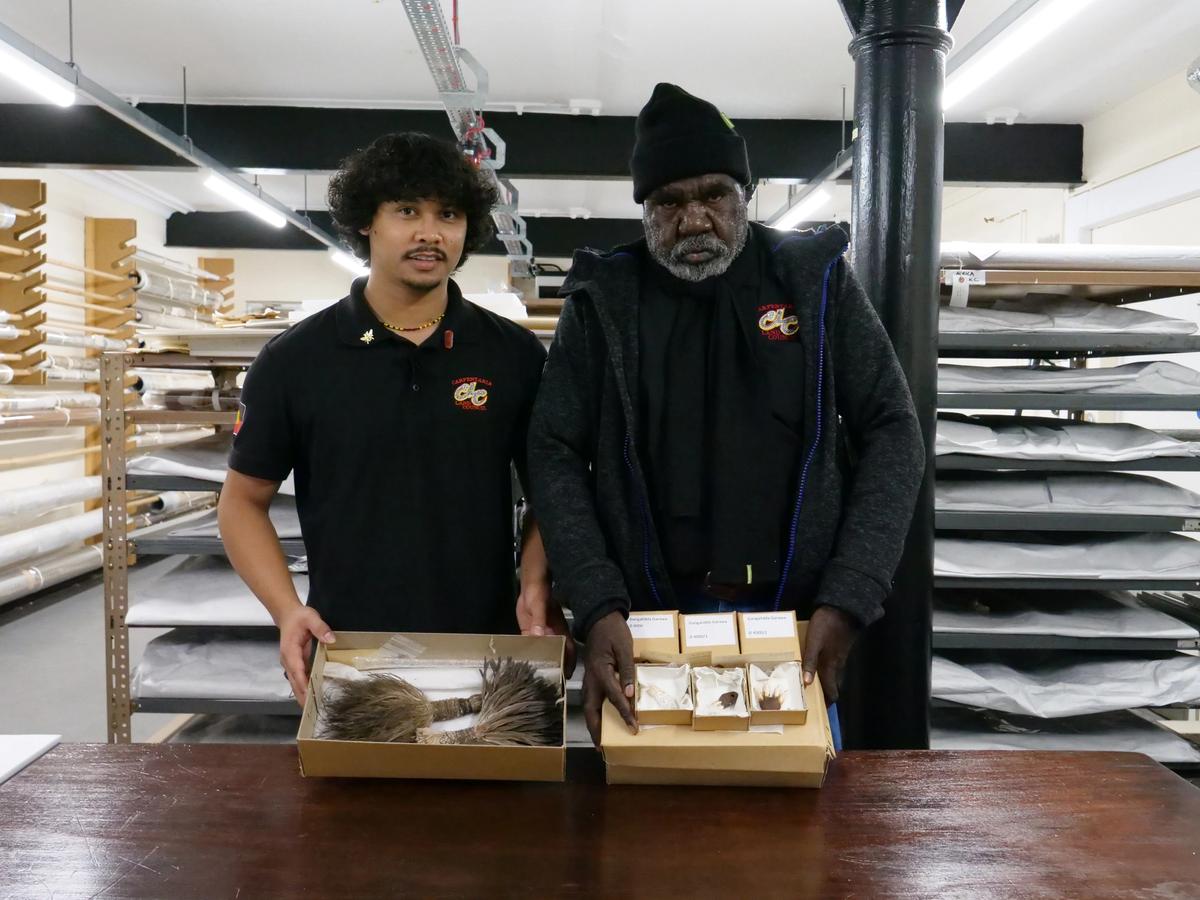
xmin=836 ymin=0 xmax=952 ymax=749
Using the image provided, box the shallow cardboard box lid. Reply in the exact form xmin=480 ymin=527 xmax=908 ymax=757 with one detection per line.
xmin=297 ymin=631 xmax=566 ymax=782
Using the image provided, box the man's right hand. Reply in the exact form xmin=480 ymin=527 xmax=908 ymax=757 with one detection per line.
xmin=278 ymin=606 xmax=336 ymax=707
xmin=582 ymin=610 xmax=638 ymax=746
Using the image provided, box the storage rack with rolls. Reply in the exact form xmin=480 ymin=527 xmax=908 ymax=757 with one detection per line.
xmin=0 ymin=186 xmax=215 ymax=611
xmin=99 ymin=345 xmax=307 ymax=744
xmin=932 ymin=245 xmax=1200 ymax=767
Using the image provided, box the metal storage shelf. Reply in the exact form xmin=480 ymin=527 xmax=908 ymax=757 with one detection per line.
xmin=935 ymin=510 xmax=1200 ymax=533
xmin=132 ymin=534 xmax=305 ymax=557
xmin=938 ymin=269 xmax=1200 ymax=306
xmin=128 ymin=352 xmax=252 ymax=369
xmin=127 ymin=475 xmax=223 ymax=492
xmin=937 ymin=392 xmax=1200 ymax=411
xmin=932 ymin=633 xmax=1200 ymax=651
xmin=936 ymin=454 xmax=1200 ymax=473
xmin=938 ymin=332 xmax=1200 ymax=359
xmin=935 ymin=576 xmax=1200 ymax=591
xmin=133 ymin=698 xmax=299 ymax=716
xmin=102 ymin=348 xmax=273 ymax=743
xmin=128 ymin=409 xmax=238 ymax=427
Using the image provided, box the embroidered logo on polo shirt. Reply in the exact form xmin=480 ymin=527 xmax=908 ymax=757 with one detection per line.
xmin=233 ymin=401 xmax=246 ymax=436
xmin=360 ymin=328 xmax=375 ymax=344
xmin=452 ymin=376 xmax=491 ymax=411
xmin=758 ymin=304 xmax=800 ymax=341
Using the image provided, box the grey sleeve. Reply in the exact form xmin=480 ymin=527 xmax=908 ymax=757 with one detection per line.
xmin=527 ymin=296 xmax=631 ymax=638
xmin=815 ymin=260 xmax=925 ymax=627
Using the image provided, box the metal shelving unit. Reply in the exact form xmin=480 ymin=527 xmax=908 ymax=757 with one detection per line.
xmin=935 ymin=576 xmax=1200 ymax=591
xmin=101 ymin=349 xmax=298 ymax=742
xmin=932 ymin=633 xmax=1200 ymax=651
xmin=933 ymin=260 xmax=1200 ymax=767
xmin=939 ymin=332 xmax=1200 ymax=359
xmin=938 ymin=392 xmax=1200 ymax=411
xmin=936 ymin=510 xmax=1200 ymax=532
xmin=937 ymin=453 xmax=1200 ymax=472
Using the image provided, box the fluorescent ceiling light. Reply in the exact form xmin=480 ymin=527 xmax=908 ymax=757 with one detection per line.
xmin=771 ymin=188 xmax=832 ymax=231
xmin=0 ymin=41 xmax=75 ymax=106
xmin=329 ymin=249 xmax=370 ymax=277
xmin=203 ymin=172 xmax=287 ymax=228
xmin=944 ymin=0 xmax=1096 ymax=111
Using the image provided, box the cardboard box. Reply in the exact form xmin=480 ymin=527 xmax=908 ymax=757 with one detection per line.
xmin=628 ymin=610 xmax=681 ymax=660
xmin=601 ymin=620 xmax=834 ymax=787
xmin=738 ymin=612 xmax=802 ymax=660
xmin=747 ymin=660 xmax=808 ymax=727
xmin=691 ymin=666 xmax=751 ymax=732
xmin=634 ymin=663 xmax=694 ymax=726
xmin=297 ymin=631 xmax=566 ymax=782
xmin=679 ymin=612 xmax=740 ymax=662
xmin=600 ymin=674 xmax=834 ymax=787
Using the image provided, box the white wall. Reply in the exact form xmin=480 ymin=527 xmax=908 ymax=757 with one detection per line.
xmin=1083 ymin=72 xmax=1200 ymax=190
xmin=941 ymin=186 xmax=1067 ymax=243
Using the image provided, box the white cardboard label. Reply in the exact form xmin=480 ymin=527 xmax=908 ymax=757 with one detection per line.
xmin=742 ymin=612 xmax=798 ymax=641
xmin=628 ymin=613 xmax=676 ymax=640
xmin=683 ymin=614 xmax=738 ymax=648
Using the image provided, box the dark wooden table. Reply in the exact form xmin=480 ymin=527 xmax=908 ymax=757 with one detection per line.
xmin=2 ymin=745 xmax=1198 ymax=898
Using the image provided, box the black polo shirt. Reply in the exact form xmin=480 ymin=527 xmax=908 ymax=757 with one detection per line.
xmin=228 ymin=277 xmax=546 ymax=633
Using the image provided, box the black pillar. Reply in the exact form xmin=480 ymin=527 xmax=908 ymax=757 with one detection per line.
xmin=837 ymin=0 xmax=951 ymax=749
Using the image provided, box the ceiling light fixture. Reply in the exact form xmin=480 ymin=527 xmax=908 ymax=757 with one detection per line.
xmin=771 ymin=189 xmax=833 ymax=231
xmin=944 ymin=0 xmax=1096 ymax=111
xmin=203 ymin=172 xmax=288 ymax=228
xmin=0 ymin=38 xmax=75 ymax=106
xmin=329 ymin=249 xmax=370 ymax=278
xmin=766 ymin=146 xmax=852 ymax=231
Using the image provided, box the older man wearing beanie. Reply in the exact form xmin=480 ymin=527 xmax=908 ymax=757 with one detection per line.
xmin=529 ymin=83 xmax=924 ymax=746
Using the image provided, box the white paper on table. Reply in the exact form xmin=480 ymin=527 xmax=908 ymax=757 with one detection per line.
xmin=0 ymin=734 xmax=61 ymax=785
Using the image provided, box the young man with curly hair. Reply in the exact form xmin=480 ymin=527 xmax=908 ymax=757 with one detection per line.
xmin=218 ymin=133 xmax=569 ymax=706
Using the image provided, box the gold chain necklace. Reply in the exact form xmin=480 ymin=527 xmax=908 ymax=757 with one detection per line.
xmin=380 ymin=312 xmax=445 ymax=333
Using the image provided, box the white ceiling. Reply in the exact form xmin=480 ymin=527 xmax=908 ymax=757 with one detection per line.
xmin=4 ymin=1 xmax=1198 ymax=236
xmin=0 ymin=0 xmax=1198 ymax=123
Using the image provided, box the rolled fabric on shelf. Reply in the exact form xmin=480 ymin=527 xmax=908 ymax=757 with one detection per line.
xmin=0 ymin=392 xmax=99 ymax=412
xmin=131 ymin=369 xmax=217 ymax=393
xmin=0 ymin=408 xmax=100 ymax=429
xmin=0 ymin=476 xmax=101 ymax=517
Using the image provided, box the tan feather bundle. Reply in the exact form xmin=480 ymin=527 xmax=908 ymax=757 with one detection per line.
xmin=416 ymin=657 xmax=563 ymax=747
xmin=320 ymin=674 xmax=482 ymax=743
